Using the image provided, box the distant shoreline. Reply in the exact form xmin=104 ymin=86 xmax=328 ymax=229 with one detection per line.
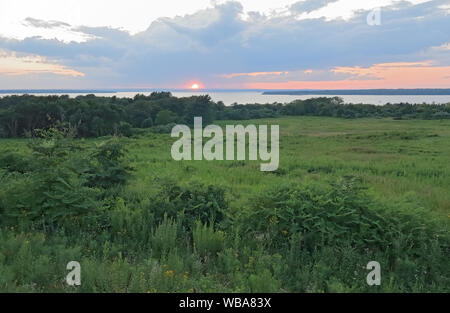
xmin=1 ymin=89 xmax=450 ymax=105
xmin=2 ymin=88 xmax=450 ymax=96
xmin=262 ymin=89 xmax=450 ymax=96
xmin=0 ymin=89 xmax=262 ymax=94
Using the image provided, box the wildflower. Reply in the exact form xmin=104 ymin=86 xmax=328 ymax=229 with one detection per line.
xmin=165 ymin=270 xmax=174 ymax=277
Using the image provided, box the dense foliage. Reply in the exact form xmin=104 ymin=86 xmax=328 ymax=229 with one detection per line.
xmin=0 ymin=93 xmax=218 ymax=138
xmin=1 ymin=93 xmax=449 ymax=138
xmin=0 ymin=118 xmax=449 ymax=292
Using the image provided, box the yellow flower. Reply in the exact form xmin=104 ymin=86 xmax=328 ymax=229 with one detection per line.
xmin=165 ymin=270 xmax=174 ymax=277
xmin=282 ymin=230 xmax=288 ymax=236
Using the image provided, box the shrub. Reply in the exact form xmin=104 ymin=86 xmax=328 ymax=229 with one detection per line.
xmin=149 ymin=182 xmax=228 ymax=228
xmin=0 ymin=151 xmax=33 ymax=173
xmin=87 ymin=138 xmax=133 ymax=188
xmin=193 ymin=221 xmax=225 ymax=257
xmin=238 ymin=177 xmax=449 ymax=260
xmin=151 ymin=215 xmax=178 ymax=258
xmin=151 ymin=123 xmax=176 ymax=134
xmin=248 ymin=269 xmax=281 ymax=292
xmin=0 ymin=133 xmax=100 ymax=231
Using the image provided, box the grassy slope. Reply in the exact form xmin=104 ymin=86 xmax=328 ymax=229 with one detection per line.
xmin=124 ymin=116 xmax=449 ymax=216
xmin=1 ymin=116 xmax=449 ymax=292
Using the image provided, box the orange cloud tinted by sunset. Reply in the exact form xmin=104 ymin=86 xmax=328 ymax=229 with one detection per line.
xmin=220 ymin=71 xmax=289 ymax=79
xmin=0 ymin=50 xmax=84 ymax=77
xmin=244 ymin=61 xmax=450 ymax=89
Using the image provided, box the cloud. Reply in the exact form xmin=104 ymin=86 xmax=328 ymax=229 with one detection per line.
xmin=245 ymin=61 xmax=450 ymax=89
xmin=23 ymin=17 xmax=71 ymax=29
xmin=1 ymin=17 xmax=95 ymax=43
xmin=0 ymin=0 xmax=449 ymax=88
xmin=430 ymin=42 xmax=450 ymax=51
xmin=290 ymin=0 xmax=339 ymax=14
xmin=0 ymin=49 xmax=84 ymax=77
xmin=220 ymin=68 xmax=358 ymax=83
xmin=220 ymin=71 xmax=289 ymax=79
xmin=332 ymin=61 xmax=450 ymax=84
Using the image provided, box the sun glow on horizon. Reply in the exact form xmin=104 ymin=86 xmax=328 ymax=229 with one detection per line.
xmin=191 ymin=83 xmax=200 ymax=89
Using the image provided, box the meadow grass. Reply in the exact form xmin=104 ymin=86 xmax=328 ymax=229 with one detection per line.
xmin=0 ymin=116 xmax=448 ymax=292
xmin=123 ymin=116 xmax=450 ymax=215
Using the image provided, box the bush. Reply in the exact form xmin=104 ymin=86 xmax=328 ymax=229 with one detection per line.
xmin=192 ymin=221 xmax=225 ymax=257
xmin=0 ymin=151 xmax=33 ymax=173
xmin=238 ymin=177 xmax=449 ymax=259
xmin=87 ymin=138 xmax=133 ymax=188
xmin=248 ymin=269 xmax=281 ymax=292
xmin=151 ymin=215 xmax=178 ymax=258
xmin=0 ymin=135 xmax=100 ymax=231
xmin=149 ymin=182 xmax=228 ymax=228
xmin=151 ymin=123 xmax=176 ymax=134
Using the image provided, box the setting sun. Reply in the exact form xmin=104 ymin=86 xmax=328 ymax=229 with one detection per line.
xmin=191 ymin=83 xmax=200 ymax=89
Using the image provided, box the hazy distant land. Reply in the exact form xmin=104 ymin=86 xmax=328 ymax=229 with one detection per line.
xmin=2 ymin=89 xmax=450 ymax=105
xmin=2 ymin=88 xmax=450 ymax=95
xmin=263 ymin=89 xmax=450 ymax=95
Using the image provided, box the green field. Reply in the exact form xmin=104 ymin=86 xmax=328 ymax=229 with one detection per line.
xmin=0 ymin=116 xmax=449 ymax=292
xmin=127 ymin=116 xmax=450 ymax=215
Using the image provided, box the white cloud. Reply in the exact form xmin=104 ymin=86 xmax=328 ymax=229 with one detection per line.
xmin=0 ymin=0 xmax=424 ymax=42
xmin=0 ymin=0 xmax=448 ymax=88
xmin=295 ymin=0 xmax=435 ymax=21
xmin=438 ymin=3 xmax=450 ymax=13
xmin=0 ymin=0 xmax=213 ymax=41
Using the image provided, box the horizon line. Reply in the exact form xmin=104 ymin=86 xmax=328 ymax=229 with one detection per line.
xmin=1 ymin=88 xmax=450 ymax=92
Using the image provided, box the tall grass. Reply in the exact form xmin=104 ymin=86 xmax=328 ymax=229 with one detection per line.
xmin=0 ymin=116 xmax=448 ymax=292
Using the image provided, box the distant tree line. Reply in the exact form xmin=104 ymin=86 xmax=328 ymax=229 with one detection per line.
xmin=0 ymin=92 xmax=218 ymax=138
xmin=263 ymin=88 xmax=450 ymax=95
xmin=0 ymin=93 xmax=449 ymax=138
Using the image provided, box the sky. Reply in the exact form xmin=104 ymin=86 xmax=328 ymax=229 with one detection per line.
xmin=0 ymin=0 xmax=449 ymax=90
